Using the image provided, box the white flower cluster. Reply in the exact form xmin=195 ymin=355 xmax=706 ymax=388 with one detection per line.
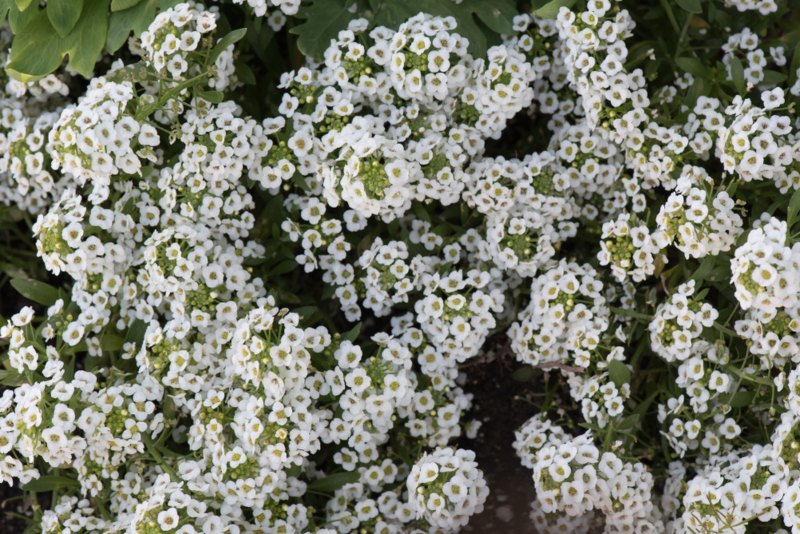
xmin=655 ymin=168 xmax=743 ymax=259
xmin=676 ymin=444 xmax=791 ymax=533
xmin=722 ymin=29 xmax=786 ymax=88
xmin=406 ymin=447 xmax=489 ymax=530
xmin=598 ymin=212 xmax=664 ymax=282
xmin=509 ymin=260 xmax=608 ymax=368
xmin=656 ymin=340 xmax=740 ymax=457
xmin=649 ymin=280 xmax=719 ymax=363
xmin=517 ymin=418 xmax=662 ymax=533
xmin=731 ymin=216 xmax=800 ymax=315
xmin=6 ymin=0 xmax=800 ymax=532
xmin=230 ymin=0 xmax=297 ymax=29
xmin=555 ymin=0 xmax=644 ymax=128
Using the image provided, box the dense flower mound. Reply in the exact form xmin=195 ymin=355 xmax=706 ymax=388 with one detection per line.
xmin=2 ymin=0 xmax=800 ymax=533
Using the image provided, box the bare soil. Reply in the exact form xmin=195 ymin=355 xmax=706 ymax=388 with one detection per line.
xmin=460 ymin=350 xmax=541 ymax=533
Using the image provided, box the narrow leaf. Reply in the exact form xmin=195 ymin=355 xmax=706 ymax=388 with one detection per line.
xmin=675 ymin=0 xmax=702 ymax=14
xmin=23 ymin=475 xmax=81 ymax=492
xmin=208 ymin=28 xmax=247 ymax=64
xmin=10 ymin=277 xmax=59 ymax=306
xmin=729 ymin=56 xmax=745 ymax=94
xmin=307 ymin=471 xmax=359 ymax=493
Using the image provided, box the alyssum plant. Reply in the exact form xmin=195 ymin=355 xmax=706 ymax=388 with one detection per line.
xmin=1 ymin=0 xmax=800 ymax=532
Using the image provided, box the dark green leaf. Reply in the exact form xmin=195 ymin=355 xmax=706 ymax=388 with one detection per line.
xmin=675 ymin=57 xmax=709 ymax=79
xmin=461 ymin=0 xmax=515 ymax=35
xmin=787 ymin=187 xmax=800 ymax=228
xmin=208 ymin=28 xmax=247 ymax=64
xmin=342 ymin=322 xmax=362 ymax=342
xmin=625 ymin=41 xmax=656 ymax=69
xmin=10 ymin=277 xmax=59 ymax=306
xmin=290 ymin=0 xmax=352 ymax=59
xmin=616 ymin=412 xmax=640 ymax=432
xmin=675 ymin=0 xmax=702 ymax=14
xmin=608 ymin=360 xmax=631 ymax=389
xmin=106 ymin=0 xmax=180 ymax=53
xmin=790 ymin=42 xmax=800 ymax=86
xmin=760 ymin=70 xmax=786 ymax=87
xmin=532 ymin=0 xmax=575 ymax=19
xmin=269 ymin=259 xmax=299 ymax=276
xmin=125 ymin=318 xmax=148 ymax=346
xmin=47 ymin=0 xmax=83 ymax=37
xmin=100 ymin=334 xmax=125 ymax=351
xmin=0 ymin=369 xmax=24 ymax=387
xmin=729 ymin=56 xmax=745 ymax=94
xmin=511 ymin=365 xmax=535 ymax=382
xmin=729 ymin=390 xmax=755 ymax=408
xmin=235 ymin=61 xmax=256 ymax=85
xmin=307 ymin=471 xmax=359 ymax=493
xmin=294 ymin=306 xmax=318 ymax=319
xmin=23 ymin=475 xmax=81 ymax=492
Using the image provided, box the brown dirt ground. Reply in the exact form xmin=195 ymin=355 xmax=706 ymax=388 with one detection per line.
xmin=460 ymin=350 xmax=541 ymax=533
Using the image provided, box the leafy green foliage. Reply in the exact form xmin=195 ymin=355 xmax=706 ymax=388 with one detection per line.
xmin=290 ymin=0 xmax=517 ymax=59
xmin=10 ymin=277 xmax=59 ymax=306
xmin=2 ymin=0 xmax=178 ymax=80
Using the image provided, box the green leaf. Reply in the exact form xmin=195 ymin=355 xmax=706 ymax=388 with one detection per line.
xmin=111 ymin=0 xmax=141 ymax=10
xmin=106 ymin=0 xmax=180 ymax=53
xmin=625 ymin=40 xmax=656 ymax=70
xmin=675 ymin=57 xmax=709 ymax=79
xmin=125 ymin=318 xmax=148 ymax=347
xmin=675 ymin=0 xmax=702 ymax=14
xmin=23 ymin=475 xmax=81 ymax=492
xmin=0 ymin=369 xmax=24 ymax=387
xmin=615 ymin=412 xmax=640 ymax=432
xmin=608 ymin=360 xmax=631 ymax=389
xmin=8 ymin=0 xmax=37 ymax=33
xmin=367 ymin=0 xmax=516 ymax=58
xmin=729 ymin=390 xmax=755 ymax=408
xmin=729 ymin=56 xmax=745 ymax=94
xmin=208 ymin=28 xmax=247 ymax=64
xmin=787 ymin=187 xmax=800 ymax=228
xmin=0 ymin=0 xmax=10 ymax=23
xmin=65 ymin=0 xmax=110 ymax=77
xmin=14 ymin=0 xmax=33 ymax=10
xmin=532 ymin=0 xmax=575 ymax=19
xmin=294 ymin=306 xmax=318 ymax=320
xmin=307 ymin=471 xmax=359 ymax=493
xmin=10 ymin=277 xmax=59 ymax=306
xmin=100 ymin=334 xmax=125 ymax=351
xmin=268 ymin=259 xmax=298 ymax=276
xmin=290 ymin=0 xmax=353 ymax=59
xmin=460 ymin=0 xmax=515 ymax=35
xmin=790 ymin=42 xmax=800 ymax=86
xmin=198 ymin=90 xmax=224 ymax=103
xmin=6 ymin=9 xmax=66 ymax=82
xmin=342 ymin=322 xmax=362 ymax=342
xmin=47 ymin=0 xmax=83 ymax=37
xmin=760 ymin=70 xmax=786 ymax=87
xmin=511 ymin=365 xmax=535 ymax=382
